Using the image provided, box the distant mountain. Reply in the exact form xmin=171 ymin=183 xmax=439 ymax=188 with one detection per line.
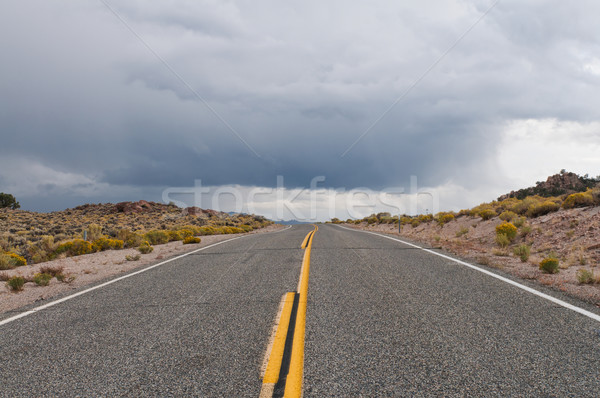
xmin=498 ymin=171 xmax=600 ymax=201
xmin=277 ymin=220 xmax=311 ymax=225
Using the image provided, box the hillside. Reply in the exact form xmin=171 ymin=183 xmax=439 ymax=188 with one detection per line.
xmin=0 ymin=200 xmax=272 ymax=266
xmin=335 ymin=172 xmax=600 ymax=305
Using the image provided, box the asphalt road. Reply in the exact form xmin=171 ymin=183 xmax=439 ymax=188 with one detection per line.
xmin=2 ymin=224 xmax=600 ymax=396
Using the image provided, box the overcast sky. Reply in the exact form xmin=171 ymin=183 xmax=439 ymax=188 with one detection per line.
xmin=1 ymin=0 xmax=600 ymax=220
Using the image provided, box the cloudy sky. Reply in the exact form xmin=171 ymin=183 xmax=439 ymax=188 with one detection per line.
xmin=1 ymin=0 xmax=600 ymax=220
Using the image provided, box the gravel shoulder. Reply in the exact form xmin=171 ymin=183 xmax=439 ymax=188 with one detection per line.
xmin=0 ymin=225 xmax=284 ymax=314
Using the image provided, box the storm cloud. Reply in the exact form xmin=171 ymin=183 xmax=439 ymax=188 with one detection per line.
xmin=1 ymin=0 xmax=600 ymax=214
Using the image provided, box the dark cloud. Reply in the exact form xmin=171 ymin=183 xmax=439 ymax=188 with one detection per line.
xmin=1 ymin=0 xmax=600 ymax=212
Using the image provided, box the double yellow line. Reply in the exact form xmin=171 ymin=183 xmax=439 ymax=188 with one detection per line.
xmin=260 ymin=225 xmax=317 ymax=398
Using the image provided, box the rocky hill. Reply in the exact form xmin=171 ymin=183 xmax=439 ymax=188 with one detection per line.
xmin=498 ymin=171 xmax=599 ymax=201
xmin=0 ymin=201 xmax=272 ymax=265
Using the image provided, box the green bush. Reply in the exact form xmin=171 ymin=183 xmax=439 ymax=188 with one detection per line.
xmin=239 ymin=224 xmax=253 ymax=232
xmin=418 ymin=214 xmax=433 ymax=223
xmin=496 ymin=234 xmax=510 ymax=248
xmin=0 ymin=192 xmax=20 ymax=209
xmin=499 ymin=211 xmax=517 ymax=222
xmin=511 ymin=197 xmax=538 ymax=215
xmin=33 ymin=273 xmax=53 ymax=286
xmin=183 ymin=236 xmax=201 ymax=244
xmin=526 ymin=201 xmax=560 ymax=218
xmin=0 ymin=252 xmax=27 ymax=269
xmin=56 ymin=273 xmax=76 ymax=283
xmin=513 ymin=216 xmax=526 ymax=228
xmin=539 ymin=257 xmax=560 ymax=274
xmin=562 ymin=192 xmax=595 ymax=209
xmin=52 ymin=239 xmax=94 ymax=258
xmin=198 ymin=226 xmax=216 ymax=236
xmin=496 ymin=222 xmax=517 ymax=241
xmin=411 ymin=219 xmax=420 ymax=228
xmin=6 ymin=276 xmax=25 ymax=292
xmin=87 ymin=223 xmax=103 ymax=242
xmin=513 ymin=244 xmax=530 ymax=262
xmin=456 ymin=226 xmax=469 ymax=238
xmin=92 ymin=237 xmax=124 ymax=252
xmin=137 ymin=241 xmax=154 ymax=254
xmin=39 ymin=265 xmax=64 ymax=277
xmin=178 ymin=229 xmax=195 ymax=238
xmin=125 ymin=254 xmax=141 ymax=261
xmin=167 ymin=230 xmax=183 ymax=241
xmin=576 ymin=269 xmax=595 ymax=284
xmin=366 ymin=216 xmax=378 ymax=225
xmin=437 ymin=213 xmax=455 ymax=226
xmin=144 ymin=230 xmax=169 ymax=245
xmin=479 ymin=209 xmax=497 ymax=220
xmin=117 ymin=229 xmax=144 ymax=248
xmin=0 ymin=254 xmax=14 ymax=270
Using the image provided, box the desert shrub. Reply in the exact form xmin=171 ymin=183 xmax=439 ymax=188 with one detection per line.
xmin=512 ymin=216 xmax=526 ymax=228
xmin=183 ymin=236 xmax=201 ymax=244
xmin=479 ymin=209 xmax=497 ymax=220
xmin=87 ymin=223 xmax=103 ymax=242
xmin=28 ymin=235 xmax=57 ymax=263
xmin=6 ymin=276 xmax=25 ymax=292
xmin=0 ymin=252 xmax=27 ymax=269
xmin=513 ymin=244 xmax=530 ymax=262
xmin=576 ymin=269 xmax=595 ymax=284
xmin=33 ymin=273 xmax=53 ymax=286
xmin=519 ymin=225 xmax=532 ymax=237
xmin=418 ymin=214 xmax=433 ymax=223
xmin=562 ymin=191 xmax=595 ymax=209
xmin=510 ymin=197 xmax=537 ymax=215
xmin=7 ymin=252 xmax=26 ymax=266
xmin=456 ymin=227 xmax=469 ymax=238
xmin=411 ymin=219 xmax=421 ymax=228
xmin=366 ymin=216 xmax=378 ymax=225
xmin=52 ymin=239 xmax=94 ymax=258
xmin=167 ymin=230 xmax=183 ymax=241
xmin=56 ymin=273 xmax=76 ymax=283
xmin=437 ymin=213 xmax=455 ymax=226
xmin=239 ymin=224 xmax=253 ymax=232
xmin=0 ymin=254 xmax=14 ymax=270
xmin=178 ymin=229 xmax=195 ymax=238
xmin=125 ymin=254 xmax=141 ymax=261
xmin=496 ymin=222 xmax=517 ymax=241
xmin=39 ymin=265 xmax=64 ymax=277
xmin=496 ymin=234 xmax=510 ymax=248
xmin=117 ymin=229 xmax=144 ymax=248
xmin=539 ymin=257 xmax=560 ymax=274
xmin=526 ymin=201 xmax=560 ymax=218
xmin=137 ymin=241 xmax=154 ymax=254
xmin=198 ymin=226 xmax=216 ymax=236
xmin=92 ymin=237 xmax=124 ymax=252
xmin=0 ymin=272 xmax=9 ymax=281
xmin=499 ymin=211 xmax=517 ymax=222
xmin=144 ymin=230 xmax=169 ymax=245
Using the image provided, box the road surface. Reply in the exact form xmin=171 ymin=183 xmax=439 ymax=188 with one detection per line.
xmin=1 ymin=224 xmax=600 ymax=396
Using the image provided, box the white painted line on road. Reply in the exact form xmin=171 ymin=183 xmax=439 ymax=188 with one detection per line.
xmin=0 ymin=236 xmax=246 ymax=327
xmin=337 ymin=225 xmax=600 ymax=323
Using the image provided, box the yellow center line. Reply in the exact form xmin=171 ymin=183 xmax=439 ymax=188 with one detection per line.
xmin=285 ymin=225 xmax=317 ymax=397
xmin=260 ymin=292 xmax=296 ymax=397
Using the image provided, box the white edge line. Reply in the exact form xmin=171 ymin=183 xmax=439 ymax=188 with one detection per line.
xmin=0 ymin=236 xmax=246 ymax=327
xmin=336 ymin=225 xmax=600 ymax=323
